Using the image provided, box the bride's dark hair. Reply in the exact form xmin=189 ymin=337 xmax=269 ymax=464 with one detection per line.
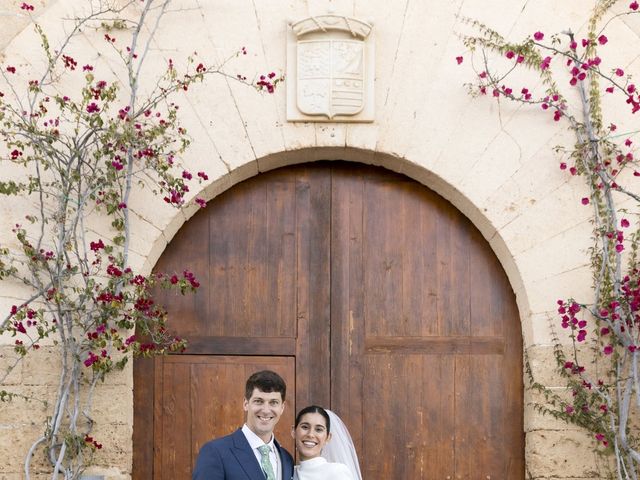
xmin=294 ymin=405 xmax=331 ymax=433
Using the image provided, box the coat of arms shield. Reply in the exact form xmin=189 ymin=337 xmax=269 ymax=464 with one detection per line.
xmin=297 ymin=39 xmax=365 ymax=119
xmin=287 ymin=15 xmax=374 ymax=122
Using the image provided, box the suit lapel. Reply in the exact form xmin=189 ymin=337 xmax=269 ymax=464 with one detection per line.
xmin=274 ymin=439 xmax=292 ymax=480
xmin=231 ymin=430 xmax=266 ymax=480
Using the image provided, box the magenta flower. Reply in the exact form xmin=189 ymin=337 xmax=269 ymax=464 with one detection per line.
xmin=631 ymin=1 xmax=639 ymax=10
xmin=533 ymin=31 xmax=544 ymax=41
xmin=505 ymin=51 xmax=515 ymax=59
xmin=195 ymin=198 xmax=207 ymax=208
xmin=540 ymin=56 xmax=551 ymax=70
xmin=20 ymin=2 xmax=34 ymax=11
xmin=603 ymin=345 xmax=613 ymax=355
xmin=86 ymin=102 xmax=100 ymax=113
xmin=598 ymin=35 xmax=608 ymax=45
xmin=621 ymin=218 xmax=630 ymax=228
xmin=565 ymin=405 xmax=574 ymax=414
xmin=581 ymin=197 xmax=590 ymax=205
xmin=111 ymin=160 xmax=124 ymax=171
xmin=89 ymin=239 xmax=105 ymax=252
xmin=6 ymin=66 xmax=16 ymax=73
xmin=197 ymin=171 xmax=209 ymax=180
xmin=615 ymin=68 xmax=624 ymax=77
xmin=455 ymin=56 xmax=463 ymax=65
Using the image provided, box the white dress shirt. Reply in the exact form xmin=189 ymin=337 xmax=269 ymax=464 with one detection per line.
xmin=242 ymin=424 xmax=281 ymax=479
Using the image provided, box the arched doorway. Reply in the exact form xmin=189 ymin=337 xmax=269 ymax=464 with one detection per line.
xmin=133 ymin=161 xmax=524 ymax=478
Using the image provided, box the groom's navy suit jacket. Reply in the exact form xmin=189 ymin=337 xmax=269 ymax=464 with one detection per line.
xmin=192 ymin=428 xmax=294 ymax=480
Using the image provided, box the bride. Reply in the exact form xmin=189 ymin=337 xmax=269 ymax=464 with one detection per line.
xmin=291 ymin=405 xmax=363 ymax=480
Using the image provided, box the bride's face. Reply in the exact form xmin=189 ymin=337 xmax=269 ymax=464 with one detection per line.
xmin=291 ymin=412 xmax=332 ymax=461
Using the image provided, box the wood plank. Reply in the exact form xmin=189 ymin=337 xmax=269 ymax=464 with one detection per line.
xmin=365 ymin=335 xmax=505 ymax=355
xmin=132 ymin=356 xmax=154 ymax=480
xmin=179 ymin=336 xmax=296 ymax=355
xmin=159 ymin=361 xmax=192 ymax=479
xmin=294 ymin=166 xmax=331 ymax=409
xmin=330 ymin=165 xmax=365 ymax=457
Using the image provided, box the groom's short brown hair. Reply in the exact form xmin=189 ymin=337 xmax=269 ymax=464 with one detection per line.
xmin=244 ymin=370 xmax=286 ymax=401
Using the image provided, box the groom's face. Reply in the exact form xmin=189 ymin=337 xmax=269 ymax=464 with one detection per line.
xmin=243 ymin=388 xmax=285 ymax=443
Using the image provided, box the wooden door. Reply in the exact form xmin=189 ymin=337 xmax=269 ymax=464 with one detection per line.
xmin=133 ymin=162 xmax=524 ymax=479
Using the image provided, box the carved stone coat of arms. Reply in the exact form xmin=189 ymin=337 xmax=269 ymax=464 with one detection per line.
xmin=287 ymin=15 xmax=374 ymax=122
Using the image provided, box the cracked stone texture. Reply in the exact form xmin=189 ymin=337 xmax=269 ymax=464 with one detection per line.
xmin=1 ymin=0 xmax=639 ymax=477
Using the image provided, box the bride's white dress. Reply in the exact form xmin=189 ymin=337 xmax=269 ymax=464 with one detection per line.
xmin=293 ymin=457 xmax=355 ymax=480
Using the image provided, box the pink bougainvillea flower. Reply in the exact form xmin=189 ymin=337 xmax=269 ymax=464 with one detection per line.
xmin=559 ymin=162 xmax=567 ymax=170
xmin=603 ymin=345 xmax=614 ymax=355
xmin=569 ymin=40 xmax=577 ymax=50
xmin=565 ymin=405 xmax=574 ymax=414
xmin=20 ymin=2 xmax=34 ymax=11
xmin=616 ymin=244 xmax=624 ymax=253
xmin=628 ymin=84 xmax=636 ymax=94
xmin=89 ymin=239 xmax=105 ymax=252
xmin=516 ymin=55 xmax=524 ymax=63
xmin=455 ymin=56 xmax=463 ymax=65
xmin=581 ymin=197 xmax=590 ymax=205
xmin=533 ymin=31 xmax=544 ymax=41
xmin=606 ymin=86 xmax=614 ymax=93
xmin=577 ymin=329 xmax=587 ymax=342
xmin=615 ymin=68 xmax=624 ymax=77
xmin=195 ymin=198 xmax=207 ymax=208
xmin=631 ymin=1 xmax=639 ymax=10
xmin=6 ymin=66 xmax=16 ymax=73
xmin=540 ymin=56 xmax=552 ymax=70
xmin=625 ymin=138 xmax=633 ymax=147
xmin=83 ymin=64 xmax=93 ymax=71
xmin=182 ymin=170 xmax=193 ymax=180
xmin=601 ymin=327 xmax=610 ymax=335
xmin=197 ymin=171 xmax=208 ymax=180
xmin=86 ymin=102 xmax=100 ymax=113
xmin=505 ymin=51 xmax=515 ymax=59
xmin=598 ymin=35 xmax=608 ymax=45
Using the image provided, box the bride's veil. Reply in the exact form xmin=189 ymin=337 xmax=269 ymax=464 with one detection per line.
xmin=321 ymin=410 xmax=363 ymax=480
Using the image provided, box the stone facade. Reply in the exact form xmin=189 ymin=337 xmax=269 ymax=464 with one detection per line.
xmin=1 ymin=0 xmax=639 ymax=478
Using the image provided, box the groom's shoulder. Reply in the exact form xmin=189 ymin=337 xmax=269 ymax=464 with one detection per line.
xmin=201 ymin=428 xmax=243 ymax=450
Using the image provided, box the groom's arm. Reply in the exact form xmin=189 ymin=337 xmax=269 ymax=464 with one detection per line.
xmin=193 ymin=441 xmax=226 ymax=480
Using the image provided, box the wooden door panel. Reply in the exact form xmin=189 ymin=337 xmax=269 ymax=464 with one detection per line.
xmin=154 ymin=355 xmax=295 ymax=480
xmin=362 ymin=354 xmax=455 ymax=479
xmin=330 ymin=163 xmax=524 ymax=478
xmin=134 ymin=162 xmax=524 ymax=479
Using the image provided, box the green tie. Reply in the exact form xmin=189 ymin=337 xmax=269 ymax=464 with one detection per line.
xmin=258 ymin=444 xmax=275 ymax=480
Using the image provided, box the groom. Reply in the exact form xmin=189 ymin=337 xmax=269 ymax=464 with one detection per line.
xmin=192 ymin=370 xmax=294 ymax=480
